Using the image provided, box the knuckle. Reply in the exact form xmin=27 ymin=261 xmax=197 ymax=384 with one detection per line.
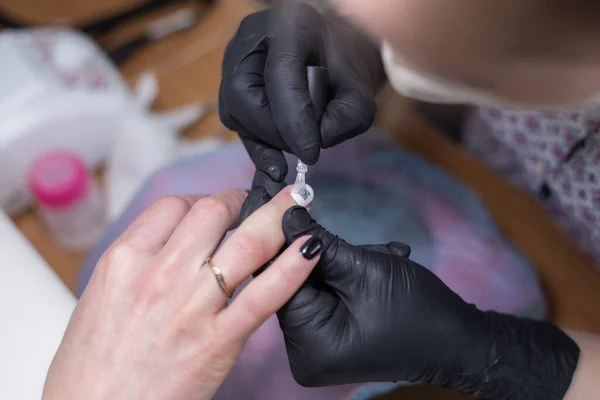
xmin=153 ymin=195 xmax=193 ymax=216
xmin=194 ymin=196 xmax=234 ymax=222
xmin=290 ymin=360 xmax=321 ymax=387
xmin=145 ymin=268 xmax=169 ymax=299
xmin=238 ymin=9 xmax=268 ymax=32
xmin=291 ymin=355 xmax=335 ymax=387
xmin=291 ymin=369 xmax=314 ymax=387
xmin=232 ymin=228 xmax=270 ymax=261
xmin=130 ymin=269 xmax=168 ymax=311
xmin=273 ymin=259 xmax=298 ymax=285
xmin=97 ymin=243 xmax=136 ymax=280
xmin=238 ymin=12 xmax=258 ymax=30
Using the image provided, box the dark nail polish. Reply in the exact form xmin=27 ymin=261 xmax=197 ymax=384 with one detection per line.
xmin=300 ymin=237 xmax=322 ymax=260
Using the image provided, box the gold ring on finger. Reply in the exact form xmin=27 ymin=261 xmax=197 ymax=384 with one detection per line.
xmin=205 ymin=257 xmax=233 ymax=299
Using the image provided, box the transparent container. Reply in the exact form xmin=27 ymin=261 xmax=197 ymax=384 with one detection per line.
xmin=28 ymin=150 xmax=107 ymax=251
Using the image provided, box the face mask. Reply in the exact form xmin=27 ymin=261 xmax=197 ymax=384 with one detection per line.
xmin=381 ymin=41 xmax=600 ymax=112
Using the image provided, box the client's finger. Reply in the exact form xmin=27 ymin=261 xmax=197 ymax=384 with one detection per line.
xmin=198 ymin=186 xmax=298 ymax=308
xmin=160 ymin=190 xmax=248 ymax=269
xmin=112 ymin=195 xmax=202 ymax=255
xmin=239 ymin=170 xmax=287 ymax=223
xmin=216 ymin=236 xmax=322 ymax=341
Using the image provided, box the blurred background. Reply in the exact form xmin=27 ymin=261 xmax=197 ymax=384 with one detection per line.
xmin=1 ymin=1 xmax=600 ymax=399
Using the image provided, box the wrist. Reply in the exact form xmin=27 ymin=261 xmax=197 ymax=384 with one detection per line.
xmin=451 ymin=311 xmax=580 ymax=400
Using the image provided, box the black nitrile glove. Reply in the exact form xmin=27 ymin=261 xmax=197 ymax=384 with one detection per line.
xmin=278 ymin=206 xmax=580 ymax=400
xmin=219 ymin=2 xmax=385 ymax=183
xmin=239 ymin=170 xmax=285 ymax=223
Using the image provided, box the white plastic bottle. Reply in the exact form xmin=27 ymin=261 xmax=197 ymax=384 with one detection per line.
xmin=27 ymin=150 xmax=107 ymax=251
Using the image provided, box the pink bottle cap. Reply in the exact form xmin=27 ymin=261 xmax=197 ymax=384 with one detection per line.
xmin=28 ymin=151 xmax=90 ymax=209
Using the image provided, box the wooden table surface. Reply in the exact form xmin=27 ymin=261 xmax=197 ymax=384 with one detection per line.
xmin=6 ymin=0 xmax=250 ymax=291
xmin=5 ymin=1 xmax=600 ymax=399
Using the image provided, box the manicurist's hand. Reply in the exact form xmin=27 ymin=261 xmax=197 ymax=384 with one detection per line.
xmin=219 ymin=2 xmax=385 ymax=182
xmin=43 ymin=188 xmax=322 ymax=400
xmin=277 ymin=206 xmax=581 ymax=400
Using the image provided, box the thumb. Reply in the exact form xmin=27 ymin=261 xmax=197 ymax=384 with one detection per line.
xmin=282 ymin=206 xmax=334 ymax=246
xmin=282 ymin=206 xmax=353 ymax=284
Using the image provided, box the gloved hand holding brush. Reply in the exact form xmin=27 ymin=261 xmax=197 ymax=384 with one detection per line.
xmin=219 ymin=2 xmax=385 ymax=184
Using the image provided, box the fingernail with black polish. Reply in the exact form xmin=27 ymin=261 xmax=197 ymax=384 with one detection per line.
xmin=300 ymin=236 xmax=322 ymax=260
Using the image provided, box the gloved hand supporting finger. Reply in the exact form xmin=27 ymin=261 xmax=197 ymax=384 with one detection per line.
xmin=276 ymin=281 xmax=345 ymax=388
xmin=282 ymin=206 xmax=358 ymax=285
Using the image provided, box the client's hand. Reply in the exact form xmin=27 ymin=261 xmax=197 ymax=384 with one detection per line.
xmin=277 ymin=206 xmax=580 ymax=400
xmin=43 ymin=188 xmax=322 ymax=400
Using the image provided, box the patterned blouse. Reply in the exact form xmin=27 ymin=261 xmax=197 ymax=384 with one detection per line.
xmin=463 ymin=107 xmax=600 ymax=264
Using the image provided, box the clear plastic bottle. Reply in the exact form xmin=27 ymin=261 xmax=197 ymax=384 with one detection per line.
xmin=290 ymin=160 xmax=314 ymax=207
xmin=27 ymin=150 xmax=107 ymax=251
